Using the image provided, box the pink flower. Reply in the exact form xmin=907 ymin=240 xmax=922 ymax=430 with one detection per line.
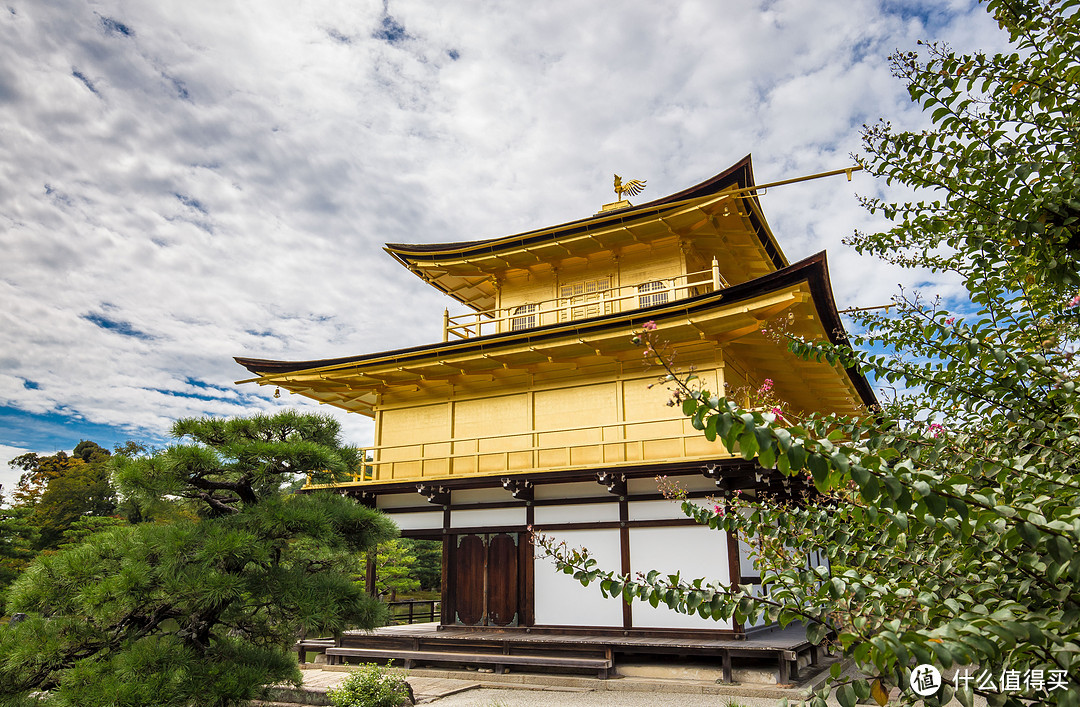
xmin=928 ymin=423 xmax=944 ymax=438
xmin=642 ymin=320 xmax=658 ymax=331
xmin=771 ymin=406 xmax=785 ymax=423
xmin=713 ymin=504 xmax=725 ymax=516
xmin=1069 ymin=294 xmax=1080 ymax=309
xmin=945 ymin=317 xmax=955 ymax=325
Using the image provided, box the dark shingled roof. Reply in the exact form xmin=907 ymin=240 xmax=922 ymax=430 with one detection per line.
xmin=384 ymin=155 xmax=783 ymax=269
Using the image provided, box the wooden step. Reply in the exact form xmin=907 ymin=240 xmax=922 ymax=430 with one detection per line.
xmin=324 ymin=647 xmax=613 ymax=678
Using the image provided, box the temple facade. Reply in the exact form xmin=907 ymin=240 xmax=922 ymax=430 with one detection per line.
xmin=236 ymin=155 xmax=875 ymax=639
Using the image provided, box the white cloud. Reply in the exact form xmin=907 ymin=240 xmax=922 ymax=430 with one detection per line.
xmin=0 ymin=0 xmax=1007 ymax=448
xmin=0 ymin=444 xmax=32 ymax=501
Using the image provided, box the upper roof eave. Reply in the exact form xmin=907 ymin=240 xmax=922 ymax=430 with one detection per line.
xmin=384 ymin=155 xmax=785 ymax=269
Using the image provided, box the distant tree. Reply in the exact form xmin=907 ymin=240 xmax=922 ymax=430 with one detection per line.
xmin=30 ymin=455 xmax=116 ymax=550
xmin=8 ymin=452 xmax=82 ymax=509
xmin=0 ymin=411 xmax=398 ymax=707
xmin=71 ymin=440 xmax=110 ymax=464
xmin=0 ymin=488 xmax=36 ymax=614
xmin=109 ymin=441 xmax=159 ymax=524
xmin=112 ymin=440 xmax=152 ymax=457
xmin=402 ymin=539 xmax=442 ymax=592
xmin=374 ymin=539 xmax=420 ymax=601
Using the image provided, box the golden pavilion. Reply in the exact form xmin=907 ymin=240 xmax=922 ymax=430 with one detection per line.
xmin=235 ymin=155 xmax=874 ymax=679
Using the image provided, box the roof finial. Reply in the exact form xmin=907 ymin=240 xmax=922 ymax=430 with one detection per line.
xmin=613 ymin=174 xmax=646 ymax=201
xmin=599 ymin=174 xmax=647 ymax=214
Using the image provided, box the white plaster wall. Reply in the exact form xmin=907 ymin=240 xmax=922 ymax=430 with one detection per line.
xmin=626 ymin=475 xmax=717 ymax=495
xmin=386 ymin=510 xmax=444 ymax=532
xmin=627 ymin=499 xmax=705 ymax=521
xmin=737 ymin=537 xmax=776 ymax=629
xmin=450 ymin=507 xmax=526 ymax=529
xmin=534 ymin=481 xmax=610 ymax=501
xmin=533 ymin=529 xmax=623 ymax=627
xmin=740 ymin=537 xmax=759 ymax=578
xmin=629 ymin=526 xmax=732 ymax=630
xmin=534 ymin=502 xmax=619 ymax=525
xmin=377 ymin=493 xmax=431 ymax=511
xmin=452 ymin=488 xmax=514 ymax=505
xmin=748 ymin=583 xmax=769 ymax=628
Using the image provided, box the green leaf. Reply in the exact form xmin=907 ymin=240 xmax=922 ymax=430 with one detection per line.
xmin=787 ymin=443 xmax=807 ymax=471
xmin=851 ymin=464 xmax=870 ymax=486
xmin=808 ymin=454 xmax=830 ymax=491
xmin=738 ymin=429 xmax=759 ymax=460
xmin=924 ymin=492 xmax=946 ymax=519
xmin=704 ymin=415 xmax=718 ymax=442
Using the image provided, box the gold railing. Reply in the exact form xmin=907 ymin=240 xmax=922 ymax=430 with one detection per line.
xmin=442 ymin=260 xmax=727 ymax=341
xmin=306 ymin=414 xmax=736 ymax=487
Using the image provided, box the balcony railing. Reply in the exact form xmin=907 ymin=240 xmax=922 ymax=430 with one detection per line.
xmin=442 ymin=259 xmax=727 ymax=341
xmin=305 ymin=414 xmax=737 ymax=487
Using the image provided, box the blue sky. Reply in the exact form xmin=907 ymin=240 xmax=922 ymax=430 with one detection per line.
xmin=0 ymin=0 xmax=1004 ymax=493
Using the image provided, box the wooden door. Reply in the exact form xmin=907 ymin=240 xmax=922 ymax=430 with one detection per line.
xmin=450 ymin=533 xmax=520 ymax=627
xmin=454 ymin=535 xmax=487 ymax=625
xmin=487 ymin=534 xmax=518 ymax=626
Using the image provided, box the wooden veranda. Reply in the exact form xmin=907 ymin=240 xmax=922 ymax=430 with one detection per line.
xmin=298 ymin=622 xmax=825 ymax=685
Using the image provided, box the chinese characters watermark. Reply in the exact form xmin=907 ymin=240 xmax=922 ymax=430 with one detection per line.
xmin=909 ymin=664 xmax=1070 ymax=696
xmin=910 ymin=664 xmax=941 ymax=696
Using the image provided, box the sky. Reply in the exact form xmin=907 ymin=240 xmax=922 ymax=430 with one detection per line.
xmin=0 ymin=0 xmax=1007 ymax=494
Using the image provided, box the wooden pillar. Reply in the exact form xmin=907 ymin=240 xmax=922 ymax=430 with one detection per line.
xmin=727 ymin=528 xmax=743 ymax=635
xmin=365 ymin=551 xmax=377 ymax=597
xmin=619 ymin=495 xmax=632 ymax=630
xmin=440 ymin=535 xmax=451 ymax=625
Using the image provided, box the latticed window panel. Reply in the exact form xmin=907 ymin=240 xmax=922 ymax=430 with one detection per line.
xmin=510 ymin=303 xmax=538 ymax=331
xmin=637 ymin=280 xmax=670 ymax=308
xmin=558 ymin=277 xmax=614 ymax=321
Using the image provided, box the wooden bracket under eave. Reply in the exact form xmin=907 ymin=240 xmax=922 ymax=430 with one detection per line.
xmin=416 ymin=483 xmax=450 ymax=506
xmin=501 ymin=477 xmax=534 ymax=502
xmin=596 ymin=471 xmax=627 ymax=496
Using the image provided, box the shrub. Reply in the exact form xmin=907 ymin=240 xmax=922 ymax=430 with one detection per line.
xmin=327 ymin=662 xmax=412 ymax=707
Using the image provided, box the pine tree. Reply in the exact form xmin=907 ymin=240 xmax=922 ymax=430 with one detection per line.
xmin=0 ymin=411 xmax=397 ymax=707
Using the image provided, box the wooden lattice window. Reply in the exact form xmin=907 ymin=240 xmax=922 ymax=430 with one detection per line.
xmin=510 ymin=303 xmax=537 ymax=331
xmin=637 ymin=280 xmax=669 ymax=308
xmin=558 ymin=277 xmax=613 ymax=321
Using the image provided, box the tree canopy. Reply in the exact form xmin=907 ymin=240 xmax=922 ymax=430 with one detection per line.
xmin=539 ymin=1 xmax=1080 ymax=706
xmin=0 ymin=411 xmax=397 ymax=707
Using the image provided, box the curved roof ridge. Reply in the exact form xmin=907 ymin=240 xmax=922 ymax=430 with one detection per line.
xmin=385 ymin=154 xmax=760 ymax=256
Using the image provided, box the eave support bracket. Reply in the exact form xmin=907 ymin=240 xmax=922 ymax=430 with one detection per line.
xmin=596 ymin=471 xmax=627 ymax=496
xmin=417 ymin=483 xmax=450 ymax=506
xmin=501 ymin=477 xmax=534 ymax=502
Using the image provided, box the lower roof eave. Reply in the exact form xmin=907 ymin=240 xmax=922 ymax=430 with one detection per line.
xmin=236 ymin=251 xmax=878 ymax=411
xmin=297 ymin=457 xmax=766 ymax=498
